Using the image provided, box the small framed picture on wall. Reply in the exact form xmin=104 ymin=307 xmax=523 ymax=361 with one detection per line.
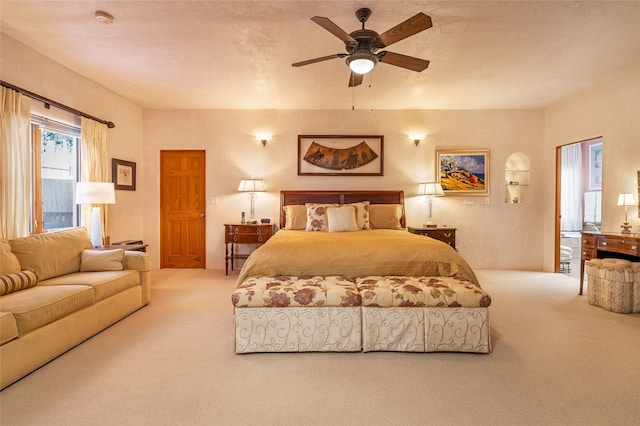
xmin=112 ymin=158 xmax=136 ymax=191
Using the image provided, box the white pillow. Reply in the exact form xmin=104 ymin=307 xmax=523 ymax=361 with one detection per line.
xmin=327 ymin=205 xmax=359 ymax=232
xmin=80 ymin=249 xmax=125 ymax=272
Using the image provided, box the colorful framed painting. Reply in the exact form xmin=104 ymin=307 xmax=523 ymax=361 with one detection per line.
xmin=588 ymin=142 xmax=603 ymax=190
xmin=112 ymin=158 xmax=136 ymax=191
xmin=436 ymin=149 xmax=490 ymax=196
xmin=298 ymin=135 xmax=384 ymax=176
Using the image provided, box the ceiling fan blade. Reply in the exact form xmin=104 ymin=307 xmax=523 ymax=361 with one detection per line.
xmin=376 ymin=12 xmax=433 ymax=48
xmin=348 ymin=72 xmax=363 ymax=87
xmin=379 ymin=51 xmax=430 ymax=72
xmin=311 ymin=16 xmax=357 ymax=44
xmin=292 ymin=53 xmax=346 ymax=67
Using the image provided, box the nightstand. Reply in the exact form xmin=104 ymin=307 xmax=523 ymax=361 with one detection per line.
xmin=224 ymin=224 xmax=274 ymax=274
xmin=408 ymin=227 xmax=456 ymax=249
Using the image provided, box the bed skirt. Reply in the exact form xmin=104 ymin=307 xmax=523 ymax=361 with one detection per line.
xmin=234 ymin=306 xmax=490 ymax=354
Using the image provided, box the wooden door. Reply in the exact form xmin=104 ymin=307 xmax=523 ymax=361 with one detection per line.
xmin=160 ymin=150 xmax=206 ymax=268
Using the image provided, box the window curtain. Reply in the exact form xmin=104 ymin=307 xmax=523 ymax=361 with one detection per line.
xmin=1 ymin=87 xmax=32 ymax=239
xmin=80 ymin=117 xmax=109 ymax=243
xmin=561 ymin=144 xmax=583 ymax=231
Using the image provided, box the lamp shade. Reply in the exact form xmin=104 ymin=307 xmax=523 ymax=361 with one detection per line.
xmin=617 ymin=193 xmax=635 ymax=206
xmin=417 ymin=182 xmax=445 ymax=197
xmin=75 ymin=182 xmax=116 ymax=204
xmin=238 ymin=179 xmax=266 ymax=193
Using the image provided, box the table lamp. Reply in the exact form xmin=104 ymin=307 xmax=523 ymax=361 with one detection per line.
xmin=76 ymin=182 xmax=116 ymax=247
xmin=617 ymin=193 xmax=635 ymax=234
xmin=238 ymin=179 xmax=266 ymax=224
xmin=417 ymin=182 xmax=444 ymax=228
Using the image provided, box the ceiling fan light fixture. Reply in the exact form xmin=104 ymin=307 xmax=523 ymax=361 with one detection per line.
xmin=347 ymin=49 xmax=377 ymax=74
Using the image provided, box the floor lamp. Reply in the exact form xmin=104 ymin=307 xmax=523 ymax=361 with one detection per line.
xmin=76 ymin=182 xmax=116 ymax=247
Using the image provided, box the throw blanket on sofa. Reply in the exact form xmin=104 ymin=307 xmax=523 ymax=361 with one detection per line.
xmin=236 ymin=229 xmax=479 ymax=285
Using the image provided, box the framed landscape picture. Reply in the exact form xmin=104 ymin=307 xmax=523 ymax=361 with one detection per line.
xmin=112 ymin=158 xmax=136 ymax=191
xmin=298 ymin=135 xmax=384 ymax=176
xmin=436 ymin=149 xmax=490 ymax=195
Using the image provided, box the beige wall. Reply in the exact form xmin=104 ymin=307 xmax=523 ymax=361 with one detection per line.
xmin=1 ymin=34 xmax=146 ymax=246
xmin=143 ymin=109 xmax=545 ymax=271
xmin=18 ymin=31 xmax=630 ymax=273
xmin=543 ymin=68 xmax=640 ymax=270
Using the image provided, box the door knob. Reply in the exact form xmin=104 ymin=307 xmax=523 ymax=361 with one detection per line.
xmin=199 ymin=213 xmax=205 ymax=218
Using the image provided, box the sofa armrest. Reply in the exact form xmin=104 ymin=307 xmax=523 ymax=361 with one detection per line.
xmin=123 ymin=251 xmax=152 ymax=305
xmin=123 ymin=251 xmax=152 ymax=272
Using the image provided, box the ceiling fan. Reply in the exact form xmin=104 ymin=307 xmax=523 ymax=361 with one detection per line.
xmin=292 ymin=8 xmax=433 ymax=87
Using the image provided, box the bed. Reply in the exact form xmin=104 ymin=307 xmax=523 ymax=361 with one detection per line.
xmin=232 ymin=190 xmax=491 ymax=354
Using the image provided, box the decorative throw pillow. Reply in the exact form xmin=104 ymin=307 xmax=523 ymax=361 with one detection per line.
xmin=0 ymin=239 xmax=21 ymax=274
xmin=0 ymin=270 xmax=38 ymax=296
xmin=80 ymin=249 xmax=125 ymax=272
xmin=347 ymin=201 xmax=370 ymax=230
xmin=305 ymin=203 xmax=339 ymax=232
xmin=283 ymin=205 xmax=307 ymax=230
xmin=327 ymin=205 xmax=359 ymax=232
xmin=369 ymin=204 xmax=404 ymax=229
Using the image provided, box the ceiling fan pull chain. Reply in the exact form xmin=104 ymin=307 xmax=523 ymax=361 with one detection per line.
xmin=369 ymin=73 xmax=374 ymax=113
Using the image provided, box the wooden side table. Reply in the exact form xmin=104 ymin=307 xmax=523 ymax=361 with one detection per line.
xmin=224 ymin=224 xmax=274 ymax=274
xmin=407 ymin=227 xmax=456 ymax=250
xmin=97 ymin=243 xmax=148 ymax=252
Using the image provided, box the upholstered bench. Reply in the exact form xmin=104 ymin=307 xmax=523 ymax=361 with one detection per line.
xmin=233 ymin=275 xmax=492 ymax=354
xmin=232 ymin=276 xmax=362 ymax=353
xmin=586 ymin=258 xmax=640 ymax=313
xmin=356 ymin=276 xmax=492 ymax=353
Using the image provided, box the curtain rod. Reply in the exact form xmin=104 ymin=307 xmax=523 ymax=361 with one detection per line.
xmin=1 ymin=80 xmax=115 ymax=128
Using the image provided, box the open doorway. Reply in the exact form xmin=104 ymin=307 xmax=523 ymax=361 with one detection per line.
xmin=556 ymin=137 xmax=602 ymax=278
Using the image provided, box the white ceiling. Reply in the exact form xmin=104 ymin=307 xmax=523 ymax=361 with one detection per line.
xmin=2 ymin=1 xmax=639 ymax=110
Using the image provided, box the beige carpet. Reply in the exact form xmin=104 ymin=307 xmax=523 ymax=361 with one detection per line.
xmin=1 ymin=269 xmax=639 ymax=425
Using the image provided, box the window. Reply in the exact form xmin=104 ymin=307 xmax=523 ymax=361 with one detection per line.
xmin=30 ymin=118 xmax=81 ymax=233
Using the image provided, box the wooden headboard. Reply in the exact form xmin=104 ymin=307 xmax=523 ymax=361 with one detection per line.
xmin=280 ymin=190 xmax=405 ymax=229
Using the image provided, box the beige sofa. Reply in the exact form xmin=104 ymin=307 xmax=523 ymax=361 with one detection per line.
xmin=0 ymin=227 xmax=151 ymax=389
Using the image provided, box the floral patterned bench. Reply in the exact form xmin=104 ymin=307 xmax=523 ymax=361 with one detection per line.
xmin=356 ymin=276 xmax=491 ymax=353
xmin=232 ymin=275 xmax=491 ymax=354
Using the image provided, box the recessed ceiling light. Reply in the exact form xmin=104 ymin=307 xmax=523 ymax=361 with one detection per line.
xmin=95 ymin=10 xmax=114 ymax=24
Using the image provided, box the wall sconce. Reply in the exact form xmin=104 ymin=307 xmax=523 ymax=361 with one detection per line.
xmin=417 ymin=182 xmax=444 ymax=228
xmin=238 ymin=179 xmax=266 ymax=223
xmin=409 ymin=133 xmax=425 ymax=146
xmin=75 ymin=182 xmax=116 ymax=247
xmin=256 ymin=134 xmax=271 ymax=147
xmin=617 ymin=193 xmax=636 ymax=234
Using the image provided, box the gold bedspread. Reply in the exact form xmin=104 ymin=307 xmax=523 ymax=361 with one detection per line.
xmin=236 ymin=230 xmax=479 ymax=286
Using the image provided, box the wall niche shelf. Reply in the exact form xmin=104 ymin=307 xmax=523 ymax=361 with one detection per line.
xmin=505 ymin=153 xmax=530 ymax=203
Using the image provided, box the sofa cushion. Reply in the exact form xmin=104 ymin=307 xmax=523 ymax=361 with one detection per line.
xmin=0 ymin=239 xmax=21 ymax=274
xmin=0 ymin=312 xmax=19 ymax=345
xmin=80 ymin=249 xmax=125 ymax=272
xmin=0 ymin=285 xmax=94 ymax=335
xmin=9 ymin=228 xmax=92 ymax=280
xmin=39 ymin=270 xmax=140 ymax=303
xmin=0 ymin=270 xmax=38 ymax=296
